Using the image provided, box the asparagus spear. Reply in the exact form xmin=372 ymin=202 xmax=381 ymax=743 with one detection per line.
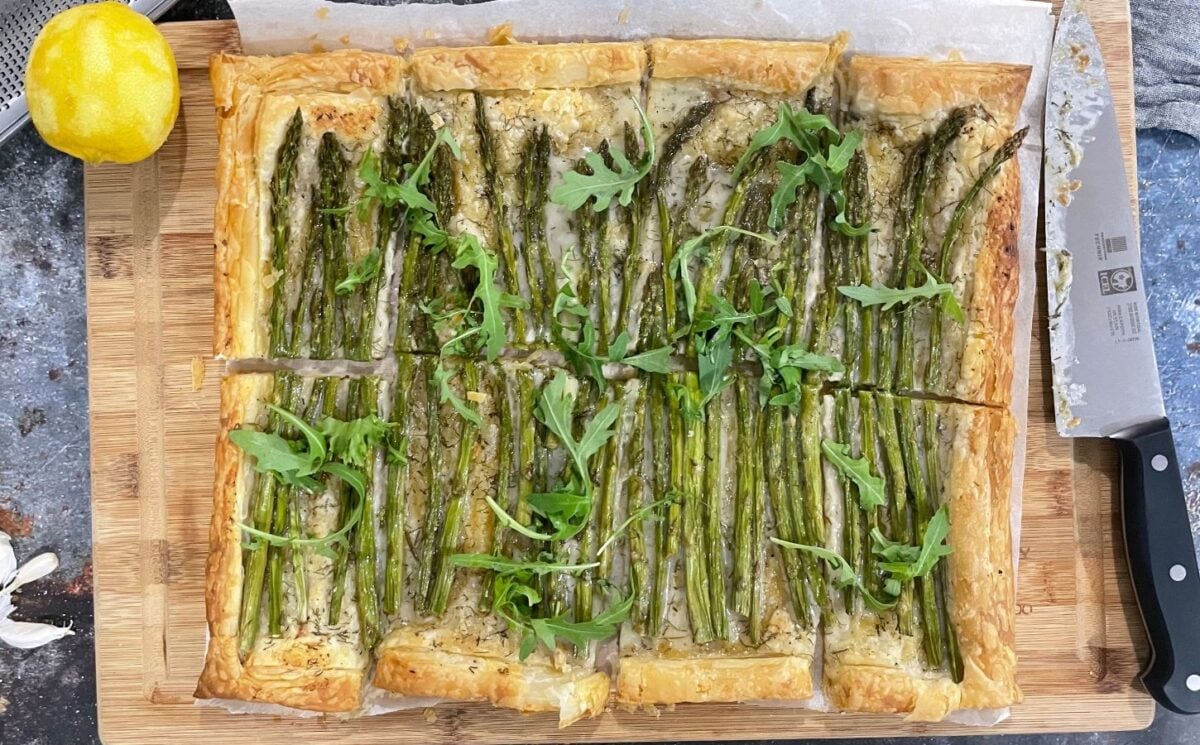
xmin=428 ymin=361 xmax=480 ymax=615
xmin=647 ymin=376 xmax=676 ymax=637
xmin=618 ymin=122 xmax=646 ymax=340
xmin=836 ymin=389 xmax=860 ymax=612
xmin=847 ymin=153 xmax=874 ymax=385
xmin=680 ymin=378 xmax=715 ymax=643
xmin=896 ymin=110 xmax=971 ymax=390
xmin=532 ymin=127 xmax=556 ymax=333
xmin=784 ymin=402 xmax=828 ymax=627
xmin=474 ymin=91 xmax=527 ymax=344
xmin=839 ymin=155 xmax=867 ymax=380
xmin=353 ymin=99 xmax=408 ymax=362
xmin=383 ymin=359 xmax=413 ymax=614
xmin=656 ymin=103 xmax=717 ymax=339
xmin=574 ymin=159 xmax=598 ymax=316
xmin=704 ymin=389 xmax=730 ymax=640
xmin=625 ymin=382 xmax=651 ymax=630
xmin=897 ymin=396 xmax=943 ymax=665
xmin=858 ymin=390 xmax=881 ymax=599
xmin=353 ymin=376 xmax=383 ymax=647
xmin=924 ymin=399 xmax=963 ymax=678
xmin=693 ymin=152 xmax=768 ymax=312
xmin=326 ymin=377 xmax=358 ymax=624
xmin=480 ymin=369 xmax=514 ymax=611
xmin=595 ymin=386 xmax=622 ymax=603
xmin=313 ymin=133 xmax=350 ymax=360
xmin=764 ymin=404 xmax=810 ymax=626
xmin=926 ymin=127 xmax=1027 ymax=389
xmin=732 ymin=377 xmax=760 ymax=619
xmin=415 ymin=359 xmax=444 ymax=613
xmin=574 ymin=380 xmax=599 ymax=622
xmin=268 ymin=110 xmax=304 ymax=358
xmin=876 ymin=392 xmax=912 ymax=634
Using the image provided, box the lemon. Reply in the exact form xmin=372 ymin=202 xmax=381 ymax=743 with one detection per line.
xmin=25 ymin=2 xmax=179 ymax=164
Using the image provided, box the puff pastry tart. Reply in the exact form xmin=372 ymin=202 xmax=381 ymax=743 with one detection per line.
xmin=202 ymin=37 xmax=1030 ymax=725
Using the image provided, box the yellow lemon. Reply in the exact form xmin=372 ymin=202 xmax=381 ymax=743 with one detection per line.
xmin=25 ymin=2 xmax=179 ymax=164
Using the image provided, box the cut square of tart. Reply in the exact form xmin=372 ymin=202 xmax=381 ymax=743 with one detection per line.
xmin=833 ymin=55 xmax=1032 ymax=406
xmin=407 ymin=42 xmax=648 ymax=352
xmin=373 ymin=362 xmax=632 ymax=726
xmin=640 ymin=37 xmax=847 ymax=349
xmin=814 ymin=390 xmax=1020 ymax=720
xmin=197 ymin=371 xmax=391 ymax=712
xmin=615 ymin=377 xmax=825 ymax=707
xmin=211 ymin=51 xmax=406 ymax=362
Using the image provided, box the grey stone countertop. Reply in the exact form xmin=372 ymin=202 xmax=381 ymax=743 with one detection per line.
xmin=0 ymin=2 xmax=1198 ymax=744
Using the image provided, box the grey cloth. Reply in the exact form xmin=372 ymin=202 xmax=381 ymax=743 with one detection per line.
xmin=1132 ymin=0 xmax=1200 ymax=138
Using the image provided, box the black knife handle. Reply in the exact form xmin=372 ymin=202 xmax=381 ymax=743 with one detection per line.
xmin=1116 ymin=417 xmax=1200 ymax=714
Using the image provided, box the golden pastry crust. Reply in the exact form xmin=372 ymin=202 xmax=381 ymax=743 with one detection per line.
xmin=616 ymin=655 xmax=813 ymax=706
xmin=374 ymin=634 xmax=608 ymax=727
xmin=211 ymin=51 xmax=405 ymax=360
xmin=412 ymin=42 xmax=646 ymax=92
xmin=845 ymin=55 xmax=1028 ymax=407
xmin=844 ymin=55 xmax=1030 ymax=128
xmin=195 ymin=375 xmax=364 ymax=713
xmin=824 ymin=403 xmax=1019 ymax=719
xmin=648 ymin=37 xmax=845 ymax=93
xmin=953 ymin=160 xmax=1020 ymax=407
xmin=945 ymin=404 xmax=1020 ymax=710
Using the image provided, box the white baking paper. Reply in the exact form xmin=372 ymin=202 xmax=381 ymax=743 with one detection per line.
xmin=219 ymin=0 xmax=1055 ymax=726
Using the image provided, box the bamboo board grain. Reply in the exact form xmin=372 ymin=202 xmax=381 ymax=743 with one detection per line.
xmin=85 ymin=9 xmax=1151 ymax=744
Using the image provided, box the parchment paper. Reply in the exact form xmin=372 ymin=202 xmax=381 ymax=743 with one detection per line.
xmin=217 ymin=0 xmax=1056 ymax=725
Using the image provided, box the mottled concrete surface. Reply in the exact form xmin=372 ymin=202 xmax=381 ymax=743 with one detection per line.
xmin=0 ymin=1 xmax=1198 ymax=744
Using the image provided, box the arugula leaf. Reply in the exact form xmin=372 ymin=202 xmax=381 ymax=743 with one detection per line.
xmin=406 ymin=127 xmax=462 ymax=191
xmin=553 ymin=280 xmax=590 ymax=320
xmin=877 ymin=505 xmax=953 ymax=581
xmin=335 ymin=249 xmax=381 ymax=296
xmin=526 ymin=488 xmax=593 ymax=541
xmin=238 ymin=476 xmax=363 ymax=557
xmin=267 ymin=404 xmax=327 ymax=463
xmin=449 ymin=233 xmax=506 ymax=361
xmin=770 ymin=537 xmax=898 ymax=614
xmin=821 ymin=440 xmax=886 ymax=510
xmin=448 ymin=553 xmax=598 ymax=575
xmin=527 ymin=594 xmax=632 ymax=656
xmin=434 ymin=361 xmax=482 ymax=426
xmin=597 ymin=495 xmax=675 ymax=555
xmin=484 ymin=494 xmax=556 ymax=542
xmin=838 ymin=270 xmax=959 ymax=314
xmin=353 ymin=128 xmax=461 ymax=219
xmin=319 ymin=414 xmax=393 ymax=468
xmin=870 ymin=528 xmax=920 ymax=563
xmin=622 ymin=344 xmax=673 ymax=374
xmin=774 ymin=345 xmax=846 ymax=374
xmin=228 ymin=429 xmax=321 ymax=486
xmin=320 ymin=461 xmax=367 ymax=499
xmin=670 ymin=226 xmax=777 ymax=323
xmin=550 ymin=98 xmax=655 ymax=212
xmin=410 ymin=210 xmax=452 ymax=254
xmin=696 ymin=333 xmax=734 ymax=407
xmin=561 ymin=321 xmax=607 ymax=388
xmin=732 ymin=103 xmax=838 ymax=179
xmin=765 ymin=127 xmax=868 ymax=234
xmin=534 ymin=371 xmax=620 ymax=485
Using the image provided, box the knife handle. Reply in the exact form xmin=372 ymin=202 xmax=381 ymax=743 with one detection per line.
xmin=1116 ymin=417 xmax=1200 ymax=714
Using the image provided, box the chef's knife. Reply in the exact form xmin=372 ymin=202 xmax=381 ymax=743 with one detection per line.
xmin=1045 ymin=0 xmax=1200 ymax=715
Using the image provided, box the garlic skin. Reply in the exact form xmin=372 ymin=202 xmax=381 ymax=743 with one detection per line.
xmin=0 ymin=531 xmax=74 ymax=649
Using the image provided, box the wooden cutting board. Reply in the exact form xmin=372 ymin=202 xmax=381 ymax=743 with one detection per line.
xmin=86 ymin=6 xmax=1151 ymax=743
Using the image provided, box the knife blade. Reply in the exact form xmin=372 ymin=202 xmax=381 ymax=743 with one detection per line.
xmin=1045 ymin=0 xmax=1200 ymax=715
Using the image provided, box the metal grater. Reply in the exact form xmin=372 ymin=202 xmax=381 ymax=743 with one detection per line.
xmin=0 ymin=0 xmax=180 ymax=146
